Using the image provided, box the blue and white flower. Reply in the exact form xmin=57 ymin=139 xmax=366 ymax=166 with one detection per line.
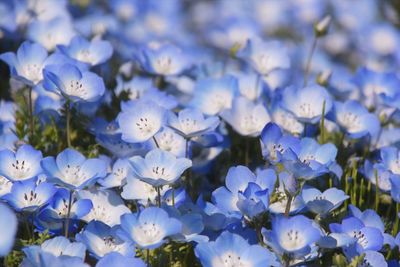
xmin=238 ymin=38 xmax=290 ymax=75
xmin=195 ymin=231 xmax=280 ymax=267
xmin=0 ymin=42 xmax=52 ymax=86
xmin=78 ymin=189 xmax=131 ymax=227
xmin=302 ymin=187 xmax=348 ymax=216
xmin=334 ymin=100 xmax=380 ymax=139
xmin=129 ymin=148 xmax=192 ymax=187
xmin=76 ymin=221 xmax=134 ymax=259
xmin=0 ymin=145 xmax=43 ymax=182
xmin=41 ymin=148 xmax=108 ymax=190
xmin=43 ymin=63 xmax=105 ymax=103
xmin=117 ymin=100 xmax=166 ymax=143
xmin=221 ymin=96 xmax=270 ymax=136
xmin=3 ymin=180 xmax=56 ymax=212
xmin=58 ymin=36 xmax=113 ymax=66
xmin=262 ymin=215 xmax=322 ymax=258
xmin=281 ymin=84 xmax=333 ymax=124
xmin=167 ymin=108 xmax=220 ymax=139
xmin=119 ymin=207 xmax=182 ymax=249
xmin=0 ymin=203 xmax=17 ymax=256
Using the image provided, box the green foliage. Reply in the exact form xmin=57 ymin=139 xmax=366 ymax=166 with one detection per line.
xmin=4 ymin=231 xmax=51 ymax=267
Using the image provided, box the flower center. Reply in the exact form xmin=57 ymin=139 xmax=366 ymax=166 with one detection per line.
xmin=154 ymin=56 xmax=172 ymax=74
xmin=11 ymin=159 xmax=32 ymax=179
xmin=133 ymin=221 xmax=164 ymax=245
xmin=281 ymin=229 xmax=306 ymax=251
xmin=66 ymin=80 xmax=87 ymax=98
xmin=22 ymin=63 xmax=42 ymax=83
xmin=352 ymin=230 xmax=368 ymax=248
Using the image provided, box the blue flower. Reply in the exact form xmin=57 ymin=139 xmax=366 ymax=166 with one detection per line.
xmin=77 ymin=189 xmax=130 ymax=227
xmin=353 ymin=67 xmax=400 ymax=110
xmin=40 ymin=188 xmax=93 ymax=221
xmin=221 ymin=96 xmax=270 ymax=136
xmin=347 ymin=205 xmax=395 ymax=249
xmin=98 ymin=159 xmax=134 ymax=189
xmin=334 ymin=100 xmax=380 ymax=138
xmin=283 ymin=137 xmax=337 ymax=179
xmin=302 ymin=187 xmax=348 ymax=216
xmin=355 ymin=251 xmax=387 ymax=267
xmin=138 ymin=42 xmax=190 ymax=76
xmin=76 ymin=221 xmax=134 ymax=259
xmin=260 ymin=122 xmax=300 ymax=164
xmin=236 ymin=72 xmax=264 ymax=101
xmin=212 ymin=166 xmax=275 ymax=218
xmin=380 ymin=146 xmax=400 ymax=175
xmin=238 ymin=38 xmax=290 ymax=75
xmin=140 ymin=87 xmax=179 ymax=110
xmin=268 ymin=172 xmax=305 ymax=215
xmin=237 ymin=182 xmax=269 ymax=219
xmin=171 ymin=212 xmax=208 ymax=243
xmin=167 ymin=108 xmax=220 ymax=139
xmin=119 ymin=207 xmax=182 ymax=249
xmin=0 ymin=144 xmax=43 ymax=182
xmin=117 ymin=100 xmax=166 ymax=143
xmin=22 ymin=236 xmax=87 ymax=266
xmin=3 ymin=180 xmax=56 ymax=212
xmin=27 ymin=17 xmax=76 ymax=51
xmin=191 ymin=76 xmax=238 ymax=116
xmin=0 ymin=203 xmax=17 ymax=256
xmin=43 ymin=63 xmax=105 ymax=102
xmin=96 ymin=133 xmax=145 ymax=159
xmin=22 ymin=250 xmax=89 ymax=267
xmin=195 ymin=231 xmax=279 ymax=267
xmin=270 ymin=104 xmax=304 ymax=135
xmin=281 ymin=84 xmax=333 ymax=124
xmin=122 ymin=176 xmax=172 ymax=207
xmin=262 ymin=215 xmax=322 ymax=258
xmin=362 ymin=160 xmax=391 ymax=192
xmin=58 ymin=36 xmax=113 ymax=66
xmin=152 ymin=128 xmax=186 ymax=157
xmin=26 ymin=236 xmax=86 ymax=259
xmin=0 ymin=41 xmax=51 ymax=86
xmin=129 ymin=148 xmax=191 ymax=187
xmin=41 ymin=148 xmax=108 ymax=190
xmin=95 ymin=252 xmax=146 ymax=267
xmin=329 ymin=216 xmax=384 ymax=255
xmin=0 ymin=176 xmax=12 ymax=197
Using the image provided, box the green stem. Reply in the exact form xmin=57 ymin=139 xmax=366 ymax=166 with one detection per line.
xmin=157 ymin=186 xmax=161 ymax=208
xmin=24 ymin=213 xmax=32 ymax=240
xmin=303 ymin=36 xmax=318 ymax=87
xmin=66 ymin=100 xmax=71 ymax=147
xmin=284 ymin=195 xmax=293 ymax=217
xmin=146 ymin=249 xmax=150 ymax=266
xmin=358 ymin=178 xmax=365 ymax=207
xmin=64 ymin=189 xmax=74 ymax=238
xmin=28 ymin=87 xmax=34 ymax=140
xmin=351 ymin=161 xmax=358 ymax=205
xmin=374 ymin=169 xmax=380 ymax=211
xmin=393 ymin=203 xmax=400 ymax=236
xmin=367 ymin=181 xmax=372 ymax=206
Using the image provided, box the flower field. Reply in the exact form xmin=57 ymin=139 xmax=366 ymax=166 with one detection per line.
xmin=0 ymin=0 xmax=400 ymax=266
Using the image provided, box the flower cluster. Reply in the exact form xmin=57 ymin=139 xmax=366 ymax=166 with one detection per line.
xmin=0 ymin=0 xmax=400 ymax=267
